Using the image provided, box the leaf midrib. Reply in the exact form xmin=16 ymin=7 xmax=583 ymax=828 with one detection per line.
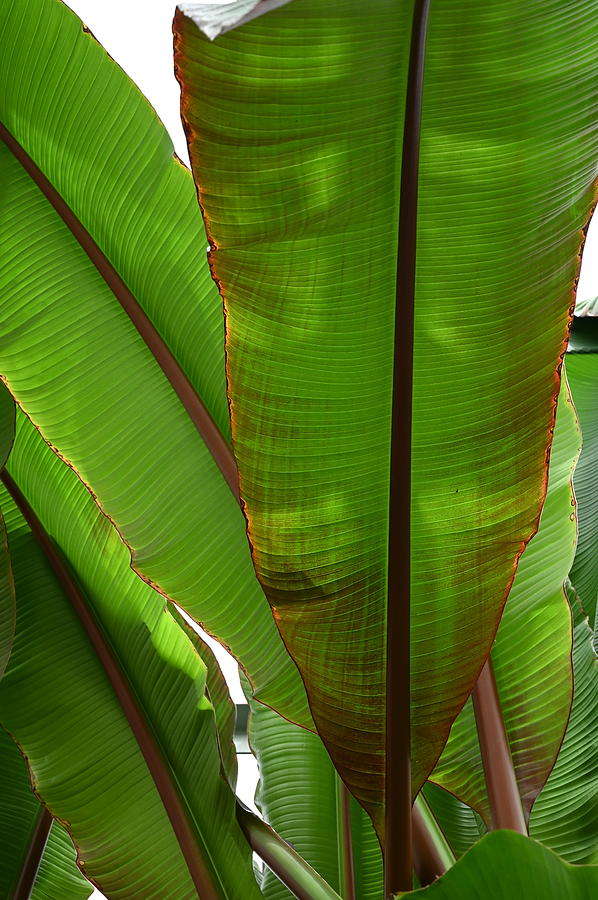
xmin=0 ymin=123 xmax=239 ymax=501
xmin=385 ymin=0 xmax=431 ymax=891
xmin=1 ymin=470 xmax=222 ymax=900
xmin=11 ymin=805 xmax=53 ymax=900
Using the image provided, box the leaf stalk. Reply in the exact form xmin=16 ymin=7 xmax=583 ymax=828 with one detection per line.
xmin=412 ymin=794 xmax=454 ymax=886
xmin=472 ymin=657 xmax=527 ymax=834
xmin=237 ymin=804 xmax=342 ymax=900
xmin=334 ymin=775 xmax=356 ymax=900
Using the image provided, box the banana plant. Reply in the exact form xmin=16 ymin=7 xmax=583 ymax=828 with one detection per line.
xmin=2 ymin=0 xmax=598 ymax=898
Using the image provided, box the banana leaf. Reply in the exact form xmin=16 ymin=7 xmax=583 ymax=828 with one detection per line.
xmin=173 ymin=0 xmax=598 ymax=837
xmin=245 ymin=681 xmax=382 ymax=899
xmin=516 ymin=309 xmax=598 ymax=862
xmin=0 ymin=0 xmax=311 ymax=732
xmin=430 ymin=377 xmax=579 ymax=821
xmin=0 ymin=409 xmax=261 ymax=898
xmin=420 ymin=784 xmax=485 ymax=861
xmin=172 ymin=606 xmax=239 ymax=786
xmin=527 ymin=574 xmax=598 ymax=864
xmin=565 ymin=301 xmax=598 ymax=627
xmin=402 ymin=830 xmax=598 ymax=899
xmin=0 ymin=726 xmax=93 ymax=899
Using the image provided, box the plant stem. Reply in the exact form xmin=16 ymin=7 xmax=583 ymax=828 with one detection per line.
xmin=237 ymin=804 xmax=342 ymax=900
xmin=334 ymin=775 xmax=356 ymax=900
xmin=412 ymin=794 xmax=454 ymax=886
xmin=472 ymin=657 xmax=527 ymax=833
xmin=386 ymin=0 xmax=430 ymax=894
xmin=12 ymin=806 xmax=53 ymax=900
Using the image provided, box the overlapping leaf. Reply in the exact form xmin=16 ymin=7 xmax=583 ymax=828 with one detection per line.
xmin=518 ymin=310 xmax=598 ymax=862
xmin=420 ymin=784 xmax=485 ymax=862
xmin=565 ymin=302 xmax=598 ymax=627
xmin=178 ymin=0 xmax=294 ymax=39
xmin=430 ymin=380 xmax=578 ymax=821
xmin=0 ymin=0 xmax=311 ymax=731
xmin=0 ymin=410 xmax=260 ymax=898
xmin=0 ymin=726 xmax=92 ymax=899
xmin=527 ymin=578 xmax=598 ymax=864
xmin=0 ymin=384 xmax=15 ymax=680
xmin=174 ymin=0 xmax=598 ymax=832
xmin=173 ymin=606 xmax=239 ymax=786
xmin=246 ymin=683 xmax=382 ymax=899
xmin=402 ymin=831 xmax=598 ymax=899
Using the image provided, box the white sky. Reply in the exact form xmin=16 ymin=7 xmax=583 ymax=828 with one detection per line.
xmin=53 ymin=1 xmax=598 ymax=895
xmin=578 ymin=212 xmax=598 ymax=302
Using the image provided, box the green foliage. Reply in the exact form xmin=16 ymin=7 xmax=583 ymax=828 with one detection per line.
xmin=403 ymin=831 xmax=598 ymax=899
xmin=1 ymin=0 xmax=598 ymax=897
xmin=173 ymin=0 xmax=598 ymax=837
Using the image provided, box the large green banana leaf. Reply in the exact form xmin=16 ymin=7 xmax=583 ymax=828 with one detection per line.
xmin=0 ymin=0 xmax=311 ymax=731
xmin=430 ymin=378 xmax=578 ymax=821
xmin=0 ymin=408 xmax=261 ymax=898
xmin=565 ymin=301 xmax=598 ymax=627
xmin=0 ymin=726 xmax=92 ymax=899
xmin=520 ymin=309 xmax=598 ymax=863
xmin=32 ymin=825 xmax=92 ymax=900
xmin=245 ymin=681 xmax=382 ymax=899
xmin=402 ymin=831 xmax=598 ymax=899
xmin=173 ymin=0 xmax=598 ymax=835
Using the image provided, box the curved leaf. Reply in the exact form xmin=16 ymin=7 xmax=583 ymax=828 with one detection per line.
xmin=179 ymin=0 xmax=294 ymax=39
xmin=32 ymin=822 xmax=92 ymax=900
xmin=174 ymin=0 xmax=598 ymax=832
xmin=0 ymin=381 xmax=14 ymax=471
xmin=430 ymin=379 xmax=578 ymax=821
xmin=0 ymin=511 xmax=14 ymax=683
xmin=0 ymin=0 xmax=311 ymax=730
xmin=0 ymin=384 xmax=15 ymax=680
xmin=529 ymin=587 xmax=598 ymax=863
xmin=402 ymin=831 xmax=598 ymax=899
xmin=0 ymin=726 xmax=92 ymax=899
xmin=565 ymin=305 xmax=598 ymax=627
xmin=0 ymin=414 xmax=260 ymax=898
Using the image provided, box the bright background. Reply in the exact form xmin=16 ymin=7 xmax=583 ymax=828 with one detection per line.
xmin=55 ymin=1 xmax=598 ymax=896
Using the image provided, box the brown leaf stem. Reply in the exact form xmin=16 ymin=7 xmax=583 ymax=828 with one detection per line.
xmin=472 ymin=657 xmax=527 ymax=834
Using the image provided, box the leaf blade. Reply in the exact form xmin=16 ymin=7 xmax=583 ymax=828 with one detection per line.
xmin=245 ymin=677 xmax=382 ymax=899
xmin=174 ymin=0 xmax=598 ymax=830
xmin=430 ymin=378 xmax=579 ymax=822
xmin=0 ymin=0 xmax=312 ymax=730
xmin=0 ymin=727 xmax=92 ymax=900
